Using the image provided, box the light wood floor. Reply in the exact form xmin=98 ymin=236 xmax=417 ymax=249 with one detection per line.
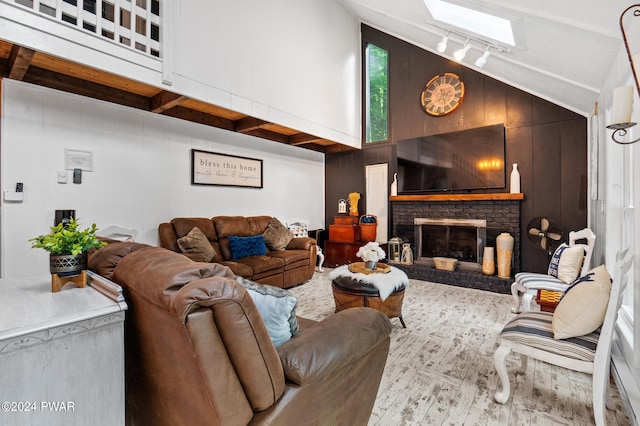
xmin=289 ymin=271 xmax=632 ymax=426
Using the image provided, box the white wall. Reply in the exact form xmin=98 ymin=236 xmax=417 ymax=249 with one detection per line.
xmin=0 ymin=0 xmax=362 ymax=148
xmin=170 ymin=0 xmax=361 ymax=146
xmin=596 ymin=42 xmax=640 ymax=421
xmin=1 ymin=80 xmax=325 ymax=278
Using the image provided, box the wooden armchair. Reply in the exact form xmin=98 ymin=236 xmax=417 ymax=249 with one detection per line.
xmin=511 ymin=228 xmax=596 ymax=313
xmin=494 ymin=247 xmax=633 ymax=425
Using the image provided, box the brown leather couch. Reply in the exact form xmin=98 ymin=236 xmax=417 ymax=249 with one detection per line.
xmin=89 ymin=242 xmax=392 ymax=426
xmin=159 ymin=216 xmax=316 ymax=288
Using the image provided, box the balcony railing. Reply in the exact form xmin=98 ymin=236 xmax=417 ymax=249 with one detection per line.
xmin=11 ymin=0 xmax=161 ymax=58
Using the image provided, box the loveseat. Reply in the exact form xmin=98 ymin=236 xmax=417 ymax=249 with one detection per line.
xmin=159 ymin=216 xmax=316 ymax=288
xmin=88 ymin=241 xmax=392 ymax=425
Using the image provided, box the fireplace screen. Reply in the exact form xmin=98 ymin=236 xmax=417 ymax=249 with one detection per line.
xmin=414 ymin=218 xmax=487 ymax=265
xmin=419 ymin=225 xmax=479 ymax=261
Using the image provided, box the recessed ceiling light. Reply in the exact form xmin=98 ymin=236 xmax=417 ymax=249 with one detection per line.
xmin=424 ymin=0 xmax=515 ymax=46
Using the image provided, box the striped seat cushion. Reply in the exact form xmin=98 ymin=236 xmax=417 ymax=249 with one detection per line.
xmin=514 ymin=272 xmax=570 ymax=292
xmin=500 ymin=311 xmax=599 ymax=362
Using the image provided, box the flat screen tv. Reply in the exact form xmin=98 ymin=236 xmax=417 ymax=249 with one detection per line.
xmin=397 ymin=123 xmax=506 ymax=193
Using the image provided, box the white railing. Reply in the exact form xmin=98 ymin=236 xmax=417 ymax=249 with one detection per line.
xmin=10 ymin=0 xmax=161 ymax=58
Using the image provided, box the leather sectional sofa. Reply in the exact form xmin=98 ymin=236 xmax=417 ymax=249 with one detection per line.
xmin=88 ymin=241 xmax=392 ymax=425
xmin=159 ymin=216 xmax=316 ymax=288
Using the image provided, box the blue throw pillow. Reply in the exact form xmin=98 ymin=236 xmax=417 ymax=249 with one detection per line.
xmin=228 ymin=235 xmax=267 ymax=260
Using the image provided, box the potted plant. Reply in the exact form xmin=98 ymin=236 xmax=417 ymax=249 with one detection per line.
xmin=29 ymin=218 xmax=105 ymax=277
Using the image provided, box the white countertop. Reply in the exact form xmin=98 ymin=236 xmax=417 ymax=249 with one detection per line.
xmin=0 ymin=273 xmax=127 ymax=341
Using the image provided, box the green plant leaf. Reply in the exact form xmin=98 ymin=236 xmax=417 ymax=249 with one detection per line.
xmin=29 ymin=218 xmax=106 ymax=255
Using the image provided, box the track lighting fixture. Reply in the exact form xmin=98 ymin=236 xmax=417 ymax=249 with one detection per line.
xmin=430 ymin=25 xmax=511 ymax=68
xmin=436 ymin=33 xmax=448 ymax=53
xmin=453 ymin=39 xmax=471 ymax=61
xmin=475 ymin=47 xmax=491 ymax=68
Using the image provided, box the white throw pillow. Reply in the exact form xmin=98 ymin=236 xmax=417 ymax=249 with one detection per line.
xmin=236 ymin=277 xmax=298 ymax=347
xmin=552 ymin=265 xmax=612 ymax=340
xmin=286 ymin=219 xmax=309 ymax=238
xmin=547 ymin=243 xmax=585 ymax=284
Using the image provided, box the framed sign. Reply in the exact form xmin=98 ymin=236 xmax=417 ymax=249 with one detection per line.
xmin=65 ymin=149 xmax=93 ymax=171
xmin=191 ymin=149 xmax=263 ymax=188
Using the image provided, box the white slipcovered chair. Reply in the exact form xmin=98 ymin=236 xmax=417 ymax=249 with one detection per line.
xmin=285 ymin=219 xmax=324 ymax=272
xmin=511 ymin=228 xmax=596 ymax=313
xmin=494 ymin=247 xmax=633 ymax=426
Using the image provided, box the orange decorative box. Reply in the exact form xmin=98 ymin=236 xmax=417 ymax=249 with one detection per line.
xmin=329 ymin=225 xmax=360 ymax=243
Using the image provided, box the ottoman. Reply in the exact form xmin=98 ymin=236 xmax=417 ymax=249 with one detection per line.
xmin=332 ymin=276 xmax=406 ymax=328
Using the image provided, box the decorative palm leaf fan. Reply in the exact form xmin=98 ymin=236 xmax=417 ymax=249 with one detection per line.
xmin=527 ymin=217 xmax=563 ymax=254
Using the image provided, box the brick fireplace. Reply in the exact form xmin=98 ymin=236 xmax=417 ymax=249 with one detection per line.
xmin=390 ymin=193 xmax=523 ymax=294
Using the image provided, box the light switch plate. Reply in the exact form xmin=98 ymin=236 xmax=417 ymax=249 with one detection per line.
xmin=58 ymin=171 xmax=68 ymax=184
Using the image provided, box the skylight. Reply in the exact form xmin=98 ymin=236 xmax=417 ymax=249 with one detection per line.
xmin=424 ymin=0 xmax=515 ymax=46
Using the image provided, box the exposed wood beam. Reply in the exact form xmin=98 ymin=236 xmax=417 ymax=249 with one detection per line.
xmin=298 ymin=143 xmax=329 ymax=153
xmin=162 ymin=106 xmax=235 ymax=131
xmin=289 ymin=133 xmax=322 ymax=146
xmin=325 ymin=143 xmax=357 ymax=153
xmin=235 ymin=117 xmax=269 ymax=133
xmin=23 ymin=66 xmax=151 ymax=110
xmin=243 ymin=128 xmax=290 ymax=144
xmin=8 ymin=45 xmax=35 ymax=80
xmin=150 ymin=91 xmax=189 ymax=113
xmin=0 ymin=42 xmax=351 ymax=153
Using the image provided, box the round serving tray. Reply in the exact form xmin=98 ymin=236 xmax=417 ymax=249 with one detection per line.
xmin=348 ymin=262 xmax=391 ymax=274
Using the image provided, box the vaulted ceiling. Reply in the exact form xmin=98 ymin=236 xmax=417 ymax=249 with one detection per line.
xmin=339 ymin=0 xmax=626 ymax=116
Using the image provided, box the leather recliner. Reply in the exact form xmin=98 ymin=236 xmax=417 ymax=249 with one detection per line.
xmin=89 ymin=242 xmax=392 ymax=426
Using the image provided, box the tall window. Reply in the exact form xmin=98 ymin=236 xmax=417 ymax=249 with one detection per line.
xmin=365 ymin=43 xmax=388 ymax=143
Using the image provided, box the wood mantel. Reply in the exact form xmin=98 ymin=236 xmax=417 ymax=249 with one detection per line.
xmin=390 ymin=193 xmax=524 ymax=202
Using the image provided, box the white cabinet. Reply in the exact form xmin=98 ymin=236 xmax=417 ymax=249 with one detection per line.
xmin=0 ymin=272 xmax=127 ymax=426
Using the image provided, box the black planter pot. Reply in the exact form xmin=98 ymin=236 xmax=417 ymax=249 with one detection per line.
xmin=49 ymin=252 xmax=87 ymax=277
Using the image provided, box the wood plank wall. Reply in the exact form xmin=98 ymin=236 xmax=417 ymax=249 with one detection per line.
xmin=325 ymin=25 xmax=587 ymax=274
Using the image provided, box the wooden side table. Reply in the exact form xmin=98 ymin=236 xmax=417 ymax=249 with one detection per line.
xmin=0 ymin=272 xmax=127 ymax=425
xmin=324 ymin=241 xmax=388 ymax=267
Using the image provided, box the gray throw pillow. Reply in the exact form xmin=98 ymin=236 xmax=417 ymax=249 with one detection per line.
xmin=177 ymin=226 xmax=216 ymax=262
xmin=236 ymin=276 xmax=299 ymax=347
xmin=262 ymin=218 xmax=294 ymax=251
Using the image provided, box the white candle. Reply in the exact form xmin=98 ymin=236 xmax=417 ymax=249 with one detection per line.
xmin=612 ymin=86 xmax=634 ymax=124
